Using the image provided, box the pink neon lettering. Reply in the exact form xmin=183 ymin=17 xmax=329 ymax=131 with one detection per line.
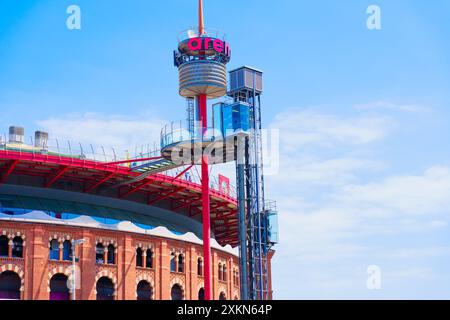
xmin=213 ymin=39 xmax=224 ymax=53
xmin=188 ymin=37 xmax=202 ymax=51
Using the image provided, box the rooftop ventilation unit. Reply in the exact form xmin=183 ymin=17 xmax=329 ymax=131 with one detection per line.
xmin=9 ymin=126 xmax=25 ymax=144
xmin=35 ymin=131 xmax=49 ymax=149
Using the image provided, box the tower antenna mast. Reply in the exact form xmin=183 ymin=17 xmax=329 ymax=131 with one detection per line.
xmin=198 ymin=0 xmax=205 ymax=35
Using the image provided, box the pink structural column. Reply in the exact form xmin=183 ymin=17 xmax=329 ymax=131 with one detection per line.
xmin=199 ymin=93 xmax=212 ymax=300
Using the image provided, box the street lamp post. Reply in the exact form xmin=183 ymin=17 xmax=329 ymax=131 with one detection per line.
xmin=72 ymin=239 xmax=85 ymax=300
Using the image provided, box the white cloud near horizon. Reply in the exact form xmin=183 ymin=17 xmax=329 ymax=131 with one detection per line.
xmin=37 ymin=112 xmax=165 ymax=156
xmin=268 ymin=104 xmax=450 ymax=299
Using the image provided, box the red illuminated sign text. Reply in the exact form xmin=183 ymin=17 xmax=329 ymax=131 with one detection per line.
xmin=187 ymin=37 xmax=231 ymax=57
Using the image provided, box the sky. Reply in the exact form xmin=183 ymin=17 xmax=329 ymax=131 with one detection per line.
xmin=1 ymin=0 xmax=450 ymax=299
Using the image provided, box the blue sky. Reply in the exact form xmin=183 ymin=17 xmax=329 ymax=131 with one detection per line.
xmin=1 ymin=0 xmax=450 ymax=299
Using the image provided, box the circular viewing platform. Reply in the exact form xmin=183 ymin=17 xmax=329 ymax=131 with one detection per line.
xmin=160 ymin=122 xmax=238 ymax=165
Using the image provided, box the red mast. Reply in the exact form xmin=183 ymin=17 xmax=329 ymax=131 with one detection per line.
xmin=198 ymin=0 xmax=212 ymax=301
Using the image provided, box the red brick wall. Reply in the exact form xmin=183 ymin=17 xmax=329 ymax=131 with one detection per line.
xmin=0 ymin=221 xmax=241 ymax=300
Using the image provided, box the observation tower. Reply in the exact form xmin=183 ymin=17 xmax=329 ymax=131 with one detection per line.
xmin=168 ymin=0 xmax=232 ymax=300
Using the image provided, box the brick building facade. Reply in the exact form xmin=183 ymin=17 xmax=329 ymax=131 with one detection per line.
xmin=0 ymin=219 xmax=242 ymax=300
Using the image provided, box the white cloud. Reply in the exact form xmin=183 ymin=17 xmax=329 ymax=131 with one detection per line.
xmin=271 ymin=109 xmax=393 ymax=151
xmin=37 ymin=112 xmax=165 ymax=156
xmin=272 ymin=156 xmax=385 ymax=186
xmin=334 ymin=166 xmax=450 ymax=217
xmin=268 ymin=106 xmax=450 ymax=299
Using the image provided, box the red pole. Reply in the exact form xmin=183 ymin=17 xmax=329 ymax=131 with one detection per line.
xmin=199 ymin=93 xmax=212 ymax=300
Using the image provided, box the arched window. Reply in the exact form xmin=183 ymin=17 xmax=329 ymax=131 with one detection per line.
xmin=49 ymin=274 xmax=70 ymax=300
xmin=0 ymin=271 xmax=21 ymax=300
xmin=62 ymin=240 xmax=72 ymax=261
xmin=178 ymin=254 xmax=184 ymax=273
xmin=107 ymin=244 xmax=115 ymax=265
xmin=12 ymin=237 xmax=23 ymax=258
xmin=96 ymin=243 xmax=105 ymax=264
xmin=218 ymin=263 xmax=223 ymax=281
xmin=170 ymin=252 xmax=176 ymax=272
xmin=197 ymin=258 xmax=203 ymax=276
xmin=223 ymin=265 xmax=227 ymax=281
xmin=0 ymin=236 xmax=8 ymax=257
xmin=96 ymin=277 xmax=114 ymax=300
xmin=49 ymin=239 xmax=59 ymax=260
xmin=171 ymin=284 xmax=183 ymax=300
xmin=146 ymin=249 xmax=153 ymax=269
xmin=136 ymin=247 xmax=143 ymax=267
xmin=198 ymin=287 xmax=205 ymax=300
xmin=136 ymin=280 xmax=152 ymax=300
xmin=219 ymin=292 xmax=226 ymax=300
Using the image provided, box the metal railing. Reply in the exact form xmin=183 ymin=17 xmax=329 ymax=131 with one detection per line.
xmin=160 ymin=121 xmax=225 ymax=150
xmin=0 ymin=137 xmax=236 ymax=200
xmin=177 ymin=27 xmax=227 ymax=42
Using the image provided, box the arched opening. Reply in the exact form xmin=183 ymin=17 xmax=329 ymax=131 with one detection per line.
xmin=12 ymin=237 xmax=23 ymax=258
xmin=218 ymin=264 xmax=223 ymax=281
xmin=95 ymin=243 xmax=105 ymax=264
xmin=219 ymin=292 xmax=226 ymax=300
xmin=171 ymin=284 xmax=183 ymax=300
xmin=96 ymin=277 xmax=114 ymax=300
xmin=0 ymin=271 xmax=21 ymax=300
xmin=136 ymin=280 xmax=153 ymax=300
xmin=170 ymin=253 xmax=176 ymax=272
xmin=0 ymin=236 xmax=8 ymax=257
xmin=49 ymin=274 xmax=70 ymax=300
xmin=234 ymin=295 xmax=239 ymax=300
xmin=62 ymin=240 xmax=72 ymax=261
xmin=146 ymin=249 xmax=153 ymax=269
xmin=107 ymin=244 xmax=115 ymax=265
xmin=197 ymin=258 xmax=203 ymax=276
xmin=223 ymin=265 xmax=227 ymax=281
xmin=198 ymin=287 xmax=205 ymax=300
xmin=178 ymin=255 xmax=184 ymax=273
xmin=136 ymin=247 xmax=143 ymax=267
xmin=49 ymin=239 xmax=59 ymax=260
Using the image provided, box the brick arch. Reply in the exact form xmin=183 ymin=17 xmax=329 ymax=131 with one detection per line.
xmin=2 ymin=229 xmax=25 ymax=239
xmin=136 ymin=243 xmax=154 ymax=251
xmin=94 ymin=270 xmax=118 ymax=297
xmin=48 ymin=233 xmax=72 ymax=243
xmin=0 ymin=263 xmax=25 ymax=294
xmin=218 ymin=285 xmax=227 ymax=299
xmin=197 ymin=281 xmax=204 ymax=292
xmin=96 ymin=238 xmax=117 ymax=248
xmin=47 ymin=266 xmax=71 ymax=292
xmin=169 ymin=277 xmax=185 ymax=300
xmin=136 ymin=274 xmax=155 ymax=300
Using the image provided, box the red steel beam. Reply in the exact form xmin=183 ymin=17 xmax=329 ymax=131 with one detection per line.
xmin=190 ymin=201 xmax=230 ymax=217
xmin=84 ymin=171 xmax=117 ymax=193
xmin=0 ymin=150 xmax=237 ymax=206
xmin=148 ymin=187 xmax=184 ymax=205
xmin=45 ymin=166 xmax=70 ymax=188
xmin=120 ymin=180 xmax=152 ymax=199
xmin=105 ymin=156 xmax=162 ymax=166
xmin=173 ymin=164 xmax=193 ymax=180
xmin=1 ymin=160 xmax=19 ymax=183
xmin=173 ymin=196 xmax=201 ymax=211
